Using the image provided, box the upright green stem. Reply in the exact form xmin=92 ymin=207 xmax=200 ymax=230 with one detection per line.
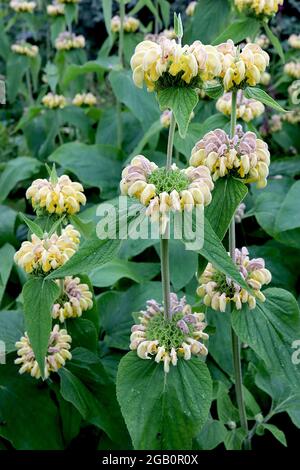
xmin=161 ymin=111 xmax=176 ymax=320
xmin=160 ymin=237 xmax=171 ymax=320
xmin=154 ymin=0 xmax=159 ymax=35
xmin=229 ymin=88 xmax=250 ymax=449
xmin=118 ymin=0 xmax=125 ymax=68
xmin=26 ymin=69 xmax=33 ymax=105
xmin=116 ymin=0 xmax=125 ymax=149
xmin=230 ymin=89 xmax=237 ymax=138
xmin=166 ymin=113 xmax=176 ymax=170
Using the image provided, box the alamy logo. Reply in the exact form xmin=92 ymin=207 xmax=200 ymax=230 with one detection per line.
xmin=0 ymin=340 xmax=6 ymax=364
xmin=289 ymin=80 xmax=300 ymax=105
xmin=0 ymin=78 xmax=5 ymax=105
xmin=291 ymin=339 xmax=300 ymax=365
xmin=95 ymin=196 xmax=205 ymax=251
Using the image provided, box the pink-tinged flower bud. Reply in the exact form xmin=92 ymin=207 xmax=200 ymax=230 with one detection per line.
xmin=177 ymin=319 xmax=189 ymax=334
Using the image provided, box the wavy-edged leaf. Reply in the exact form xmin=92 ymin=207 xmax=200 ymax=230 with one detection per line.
xmin=232 ymin=288 xmax=300 ymax=391
xmin=23 ymin=278 xmax=60 ymax=376
xmin=244 ymin=87 xmax=286 ymax=112
xmin=46 ymin=238 xmax=120 ymax=280
xmin=213 ymin=17 xmax=260 ymax=45
xmin=157 ymin=87 xmax=198 ymax=138
xmin=117 ymin=352 xmax=212 ymax=450
xmin=206 ymin=176 xmax=248 ymax=240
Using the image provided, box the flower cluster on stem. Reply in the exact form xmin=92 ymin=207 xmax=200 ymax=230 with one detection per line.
xmin=15 ymin=325 xmax=72 ymax=379
xmin=216 ymin=90 xmax=265 ymax=122
xmin=197 ymin=247 xmax=272 ymax=311
xmin=130 ymin=295 xmax=209 ymax=373
xmin=120 ymin=155 xmax=214 ymax=232
xmin=190 ymin=124 xmax=270 ymax=187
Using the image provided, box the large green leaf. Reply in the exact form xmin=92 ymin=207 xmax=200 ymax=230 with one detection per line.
xmin=0 ymin=310 xmax=24 ymax=353
xmin=248 ymin=242 xmax=299 ymax=293
xmin=193 ymin=416 xmax=227 ymax=450
xmin=0 ymin=244 xmax=15 ymax=306
xmin=89 ymin=259 xmax=160 ymax=287
xmin=251 ymin=179 xmax=300 ymax=248
xmin=0 ymin=205 xmax=17 ymax=246
xmin=255 ymin=362 xmax=300 ymax=428
xmin=46 ymin=238 xmax=120 ymax=280
xmin=250 ymin=178 xmax=293 ymax=237
xmin=0 ymin=157 xmax=41 ymax=203
xmin=186 ymin=0 xmax=231 ymax=44
xmin=62 ymin=57 xmax=119 ymax=86
xmin=23 ymin=278 xmax=60 ymax=376
xmin=6 ymin=54 xmax=28 ymax=102
xmin=206 ymin=308 xmax=233 ymax=377
xmin=244 ymin=87 xmax=286 ymax=113
xmin=0 ymin=361 xmax=63 ymax=449
xmin=66 ymin=318 xmax=98 ymax=352
xmin=232 ymin=288 xmax=300 ymax=391
xmin=49 ymin=143 xmax=122 ymax=199
xmin=217 ymin=382 xmax=239 ymax=424
xmin=275 ymin=180 xmax=300 ymax=234
xmin=157 ymin=87 xmax=198 ymax=138
xmin=169 ymin=240 xmax=198 ymax=291
xmin=102 ymin=0 xmax=113 ymax=38
xmin=117 ymin=352 xmax=212 ymax=450
xmin=109 ymin=70 xmax=160 ymax=132
xmin=205 ymin=176 xmax=248 ymax=240
xmin=59 ymin=348 xmax=128 ymax=445
xmin=213 ymin=17 xmax=260 ymax=45
xmin=263 ymin=424 xmax=287 ymax=447
xmin=263 ymin=22 xmax=285 ymax=63
xmin=98 ymin=281 xmax=162 ymax=350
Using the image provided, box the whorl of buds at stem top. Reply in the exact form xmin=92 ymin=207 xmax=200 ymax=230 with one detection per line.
xmin=52 ymin=276 xmax=93 ymax=322
xmin=216 ymin=90 xmax=265 ymax=122
xmin=55 ymin=32 xmax=85 ymax=51
xmin=284 ymin=61 xmax=300 ymax=79
xmin=11 ymin=42 xmax=39 ymax=58
xmin=120 ymin=155 xmax=214 ymax=233
xmin=14 ymin=225 xmax=80 ymax=274
xmin=47 ymin=2 xmax=65 ymax=16
xmin=42 ymin=92 xmax=67 ymax=109
xmin=26 ymin=174 xmax=86 ymax=215
xmin=234 ymin=0 xmax=283 ymax=18
xmin=190 ymin=124 xmax=270 ymax=188
xmin=186 ymin=1 xmax=197 ymax=17
xmin=130 ymin=294 xmax=209 ymax=373
xmin=10 ymin=0 xmax=36 ymax=13
xmin=111 ymin=15 xmax=140 ymax=33
xmin=15 ymin=325 xmax=72 ymax=380
xmin=217 ymin=40 xmax=270 ymax=91
xmin=288 ymin=34 xmax=300 ymax=50
xmin=130 ymin=39 xmax=222 ymax=91
xmin=197 ymin=247 xmax=272 ymax=312
xmin=72 ymin=92 xmax=97 ymax=107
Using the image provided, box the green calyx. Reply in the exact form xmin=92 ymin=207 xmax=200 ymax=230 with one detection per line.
xmin=148 ymin=167 xmax=189 ymax=194
xmin=155 ymin=71 xmax=200 ymax=90
xmin=212 ymin=271 xmax=235 ymax=297
xmin=146 ymin=312 xmax=193 ymax=349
